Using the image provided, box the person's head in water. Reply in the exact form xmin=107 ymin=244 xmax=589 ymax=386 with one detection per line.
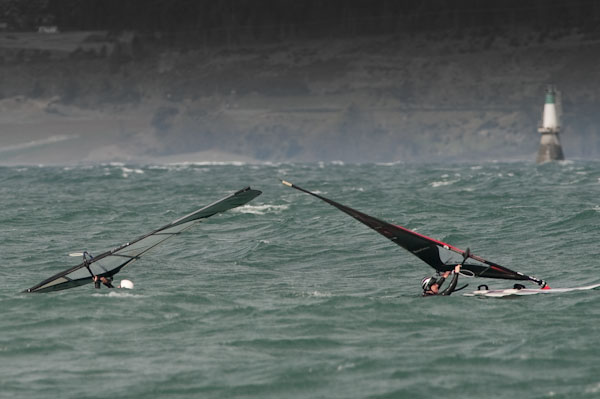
xmin=421 ymin=276 xmax=440 ymax=294
xmin=118 ymin=279 xmax=134 ymax=289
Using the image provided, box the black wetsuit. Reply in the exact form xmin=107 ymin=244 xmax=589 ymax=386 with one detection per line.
xmin=94 ymin=277 xmax=114 ymax=289
xmin=103 ymin=280 xmax=114 ymax=288
xmin=422 ymin=272 xmax=459 ymax=296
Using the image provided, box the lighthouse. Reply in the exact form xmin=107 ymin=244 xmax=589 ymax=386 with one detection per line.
xmin=536 ymin=86 xmax=565 ymax=163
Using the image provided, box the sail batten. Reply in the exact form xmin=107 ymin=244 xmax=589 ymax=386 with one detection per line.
xmin=25 ymin=187 xmax=261 ymax=293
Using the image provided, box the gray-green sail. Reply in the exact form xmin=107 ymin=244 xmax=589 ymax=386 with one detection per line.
xmin=25 ymin=187 xmax=261 ymax=293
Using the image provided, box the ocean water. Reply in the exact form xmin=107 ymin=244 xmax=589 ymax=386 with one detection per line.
xmin=1 ymin=161 xmax=600 ymax=399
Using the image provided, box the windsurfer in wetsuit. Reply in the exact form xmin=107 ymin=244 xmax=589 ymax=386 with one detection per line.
xmin=93 ymin=275 xmax=114 ymax=289
xmin=421 ymin=264 xmax=461 ymax=296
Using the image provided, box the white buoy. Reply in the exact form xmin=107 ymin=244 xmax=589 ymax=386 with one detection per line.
xmin=119 ymin=279 xmax=134 ymax=289
xmin=536 ymin=86 xmax=565 ymax=163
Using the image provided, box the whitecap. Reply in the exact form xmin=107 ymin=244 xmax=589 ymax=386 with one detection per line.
xmin=148 ymin=164 xmax=188 ymax=171
xmin=558 ymin=160 xmax=575 ymax=166
xmin=337 ymin=363 xmax=355 ymax=371
xmin=430 ymin=180 xmax=458 ymax=188
xmin=376 ymin=161 xmax=404 ymax=166
xmin=234 ymin=204 xmax=289 ymax=215
xmin=305 ymin=291 xmax=332 ymax=298
xmin=318 ymin=161 xmax=344 ymax=167
xmin=585 ymin=382 xmax=600 ymax=393
xmin=92 ymin=291 xmax=145 ymax=298
xmin=167 ymin=161 xmax=247 ymax=166
xmin=120 ymin=167 xmax=144 ymax=178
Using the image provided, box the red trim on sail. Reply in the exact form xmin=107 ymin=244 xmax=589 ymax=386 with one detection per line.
xmin=393 ymin=224 xmax=463 ymax=253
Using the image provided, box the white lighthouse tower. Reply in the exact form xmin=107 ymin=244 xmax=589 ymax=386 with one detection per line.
xmin=536 ymin=86 xmax=565 ymax=163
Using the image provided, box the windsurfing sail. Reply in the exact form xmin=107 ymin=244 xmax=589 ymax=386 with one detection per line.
xmin=25 ymin=187 xmax=262 ymax=293
xmin=282 ymin=181 xmax=547 ymax=287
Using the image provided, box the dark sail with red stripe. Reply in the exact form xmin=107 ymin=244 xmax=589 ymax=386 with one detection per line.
xmin=283 ymin=181 xmax=546 ymax=286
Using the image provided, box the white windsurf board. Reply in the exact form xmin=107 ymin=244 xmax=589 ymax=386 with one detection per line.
xmin=464 ymin=283 xmax=600 ymax=298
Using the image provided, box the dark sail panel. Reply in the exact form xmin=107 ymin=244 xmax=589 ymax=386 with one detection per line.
xmin=283 ymin=181 xmax=545 ymax=286
xmin=25 ymin=187 xmax=261 ymax=293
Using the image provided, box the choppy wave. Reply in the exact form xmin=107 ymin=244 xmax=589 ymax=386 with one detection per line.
xmin=430 ymin=179 xmax=459 ymax=187
xmin=92 ymin=291 xmax=145 ymax=298
xmin=167 ymin=161 xmax=248 ymax=167
xmin=119 ymin=166 xmax=144 ymax=178
xmin=234 ymin=204 xmax=289 ymax=215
